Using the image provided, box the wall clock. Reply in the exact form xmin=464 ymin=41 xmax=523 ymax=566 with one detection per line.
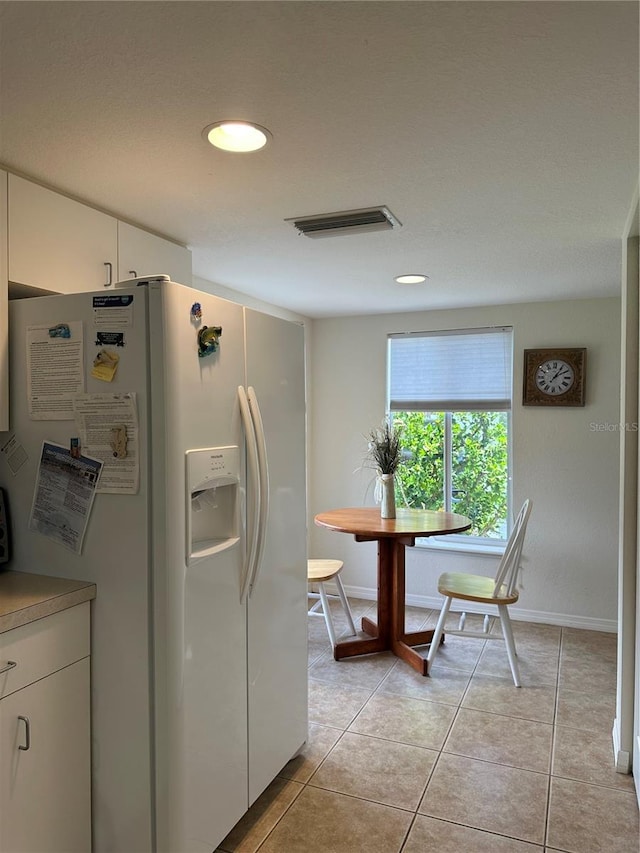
xmin=523 ymin=348 xmax=586 ymax=407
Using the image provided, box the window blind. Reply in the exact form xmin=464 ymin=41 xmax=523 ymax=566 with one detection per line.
xmin=388 ymin=327 xmax=513 ymax=411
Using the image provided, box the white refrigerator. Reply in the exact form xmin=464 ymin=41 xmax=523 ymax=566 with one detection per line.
xmin=2 ymin=278 xmax=308 ymax=852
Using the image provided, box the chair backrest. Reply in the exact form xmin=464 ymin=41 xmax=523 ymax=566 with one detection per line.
xmin=492 ymin=499 xmax=532 ymax=598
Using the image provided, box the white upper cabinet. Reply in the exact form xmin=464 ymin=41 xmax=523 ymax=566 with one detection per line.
xmin=117 ymin=221 xmax=192 ymax=286
xmin=7 ymin=175 xmax=192 ymax=295
xmin=0 ymin=170 xmax=7 ymax=432
xmin=8 ymin=174 xmax=118 ymax=293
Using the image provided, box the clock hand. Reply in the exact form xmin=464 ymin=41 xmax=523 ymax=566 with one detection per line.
xmin=550 ymin=366 xmax=568 ymax=382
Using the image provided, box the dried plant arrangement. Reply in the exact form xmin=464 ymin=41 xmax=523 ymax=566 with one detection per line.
xmin=365 ymin=419 xmax=403 ymax=475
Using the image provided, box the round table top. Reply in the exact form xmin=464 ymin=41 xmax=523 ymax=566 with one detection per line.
xmin=314 ymin=507 xmax=472 ymax=538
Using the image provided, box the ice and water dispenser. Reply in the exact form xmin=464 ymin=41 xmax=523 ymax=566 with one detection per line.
xmin=185 ymin=446 xmax=240 ymax=564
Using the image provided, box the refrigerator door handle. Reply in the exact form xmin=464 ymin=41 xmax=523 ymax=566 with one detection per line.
xmin=246 ymin=387 xmax=270 ymax=597
xmin=238 ymin=385 xmax=261 ymax=603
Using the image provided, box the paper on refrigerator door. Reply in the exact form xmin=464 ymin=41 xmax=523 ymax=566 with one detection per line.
xmin=29 ymin=441 xmax=103 ymax=554
xmin=72 ymin=393 xmax=140 ymax=494
xmin=26 ymin=322 xmax=85 ymax=419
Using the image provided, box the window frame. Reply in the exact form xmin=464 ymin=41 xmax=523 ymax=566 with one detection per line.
xmin=387 ymin=327 xmax=513 ymax=549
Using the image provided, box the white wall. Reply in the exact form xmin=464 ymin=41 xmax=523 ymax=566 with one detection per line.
xmin=309 ymin=297 xmax=621 ymax=631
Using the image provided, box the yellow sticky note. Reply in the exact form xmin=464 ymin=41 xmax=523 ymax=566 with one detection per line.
xmin=92 ymin=349 xmax=120 ymax=382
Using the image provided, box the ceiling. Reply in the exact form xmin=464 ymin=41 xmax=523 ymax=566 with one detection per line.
xmin=0 ymin=1 xmax=638 ymax=319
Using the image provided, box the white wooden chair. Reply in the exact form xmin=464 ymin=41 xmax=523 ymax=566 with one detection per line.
xmin=426 ymin=499 xmax=533 ymax=687
xmin=307 ymin=559 xmax=357 ymax=647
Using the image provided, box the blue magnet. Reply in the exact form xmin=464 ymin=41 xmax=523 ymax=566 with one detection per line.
xmin=49 ymin=323 xmax=71 ymax=338
xmin=190 ymin=302 xmax=202 ymax=322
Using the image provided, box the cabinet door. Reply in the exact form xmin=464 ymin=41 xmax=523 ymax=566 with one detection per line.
xmin=8 ymin=174 xmax=117 ymax=293
xmin=117 ymin=221 xmax=192 ymax=285
xmin=0 ymin=658 xmax=91 ymax=853
xmin=0 ymin=170 xmax=7 ymax=431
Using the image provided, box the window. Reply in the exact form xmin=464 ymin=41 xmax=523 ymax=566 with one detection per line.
xmin=388 ymin=327 xmax=513 ymax=543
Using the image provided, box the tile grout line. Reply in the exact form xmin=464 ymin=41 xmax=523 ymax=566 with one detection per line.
xmin=404 ymin=623 xmax=487 ymax=850
xmin=544 ymin=625 xmax=565 ymax=849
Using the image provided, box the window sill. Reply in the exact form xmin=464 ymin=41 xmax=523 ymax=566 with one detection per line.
xmin=415 ymin=536 xmax=505 ymax=557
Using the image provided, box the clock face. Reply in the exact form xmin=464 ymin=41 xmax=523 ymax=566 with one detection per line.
xmin=535 ymin=359 xmax=575 ymax=396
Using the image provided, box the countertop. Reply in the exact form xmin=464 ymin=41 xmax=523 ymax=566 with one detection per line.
xmin=0 ymin=570 xmax=96 ymax=634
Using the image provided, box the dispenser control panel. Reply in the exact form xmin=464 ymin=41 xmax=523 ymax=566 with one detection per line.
xmin=187 ymin=446 xmax=239 ymax=491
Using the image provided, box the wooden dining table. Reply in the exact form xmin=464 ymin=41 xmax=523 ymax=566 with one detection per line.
xmin=314 ymin=507 xmax=472 ymax=676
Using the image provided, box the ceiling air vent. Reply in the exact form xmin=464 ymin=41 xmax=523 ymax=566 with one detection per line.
xmin=286 ymin=206 xmax=402 ymax=238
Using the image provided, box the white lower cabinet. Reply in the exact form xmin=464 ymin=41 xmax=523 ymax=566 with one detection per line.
xmin=0 ymin=604 xmax=91 ymax=853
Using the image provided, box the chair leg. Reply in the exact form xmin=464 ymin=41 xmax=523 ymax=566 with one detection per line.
xmin=308 ymin=596 xmax=323 ymax=615
xmin=426 ymin=596 xmax=452 ymax=670
xmin=498 ymin=604 xmax=521 ymax=687
xmin=334 ymin=574 xmax=357 ymax=636
xmin=318 ymin=582 xmax=338 ymax=647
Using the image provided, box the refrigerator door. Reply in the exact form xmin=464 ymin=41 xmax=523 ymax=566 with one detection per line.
xmin=5 ymin=288 xmax=155 ymax=852
xmin=244 ymin=308 xmax=308 ymax=804
xmin=148 ymin=282 xmax=249 ymax=853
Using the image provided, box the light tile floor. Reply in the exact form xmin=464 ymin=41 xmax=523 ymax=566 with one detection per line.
xmin=218 ymin=599 xmax=639 ymax=853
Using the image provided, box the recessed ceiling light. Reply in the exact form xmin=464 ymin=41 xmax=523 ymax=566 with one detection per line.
xmin=395 ymin=274 xmax=428 ymax=284
xmin=203 ymin=120 xmax=271 ymax=152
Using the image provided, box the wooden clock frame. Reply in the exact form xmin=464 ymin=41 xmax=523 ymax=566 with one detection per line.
xmin=522 ymin=347 xmax=586 ymax=407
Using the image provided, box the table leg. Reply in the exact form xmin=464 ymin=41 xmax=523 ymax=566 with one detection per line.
xmin=389 ymin=542 xmax=431 ymax=676
xmin=332 ymin=536 xmax=439 ymax=674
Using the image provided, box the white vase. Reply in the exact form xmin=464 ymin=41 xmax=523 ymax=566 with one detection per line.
xmin=380 ymin=473 xmax=396 ymax=519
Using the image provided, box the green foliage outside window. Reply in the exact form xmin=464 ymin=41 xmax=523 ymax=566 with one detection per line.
xmin=393 ymin=411 xmax=509 ymax=538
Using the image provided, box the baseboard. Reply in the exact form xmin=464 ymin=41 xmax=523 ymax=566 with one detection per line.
xmin=329 ymin=582 xmax=618 ymax=633
xmin=612 ymin=718 xmax=632 ymax=774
